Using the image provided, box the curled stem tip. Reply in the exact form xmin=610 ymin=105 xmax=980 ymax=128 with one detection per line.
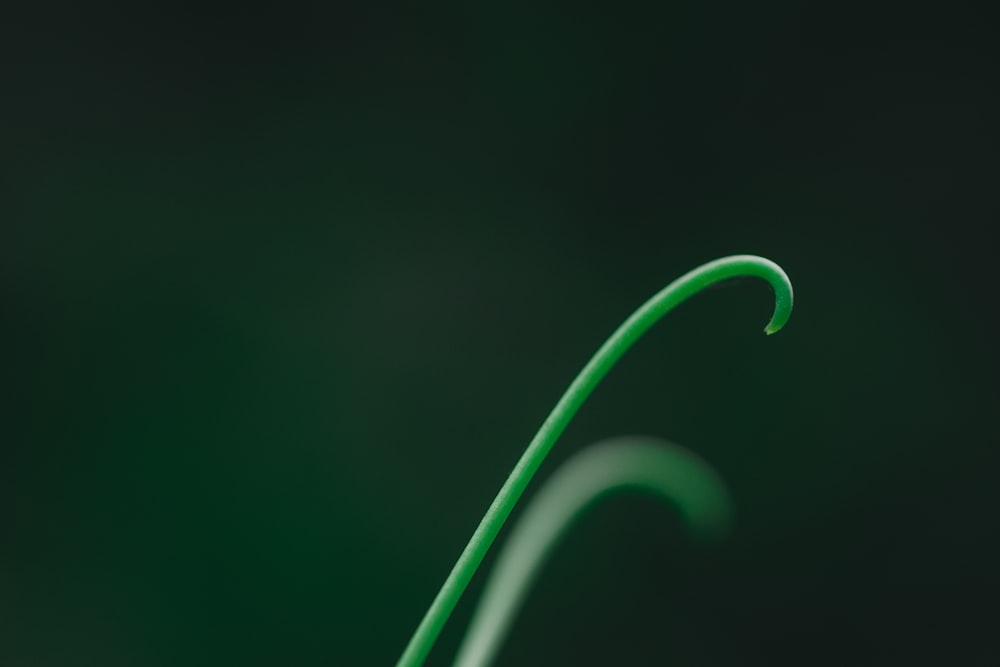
xmin=679 ymin=255 xmax=793 ymax=336
xmin=453 ymin=437 xmax=732 ymax=667
xmin=395 ymin=255 xmax=792 ymax=667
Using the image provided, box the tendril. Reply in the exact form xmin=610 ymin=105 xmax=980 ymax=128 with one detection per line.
xmin=452 ymin=437 xmax=732 ymax=667
xmin=396 ymin=255 xmax=793 ymax=667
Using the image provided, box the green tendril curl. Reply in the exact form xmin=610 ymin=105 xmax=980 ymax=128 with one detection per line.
xmin=396 ymin=255 xmax=793 ymax=667
xmin=452 ymin=437 xmax=733 ymax=667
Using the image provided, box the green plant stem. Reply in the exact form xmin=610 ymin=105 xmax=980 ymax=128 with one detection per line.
xmin=452 ymin=437 xmax=732 ymax=667
xmin=395 ymin=255 xmax=792 ymax=667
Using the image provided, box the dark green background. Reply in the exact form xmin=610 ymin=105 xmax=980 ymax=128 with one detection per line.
xmin=3 ymin=2 xmax=997 ymax=665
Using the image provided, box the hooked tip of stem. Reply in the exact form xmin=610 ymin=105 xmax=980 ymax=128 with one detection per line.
xmin=763 ymin=290 xmax=793 ymax=335
xmin=693 ymin=254 xmax=793 ymax=336
xmin=752 ymin=256 xmax=794 ymax=336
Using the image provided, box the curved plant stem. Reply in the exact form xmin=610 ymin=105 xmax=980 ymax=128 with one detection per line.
xmin=395 ymin=255 xmax=792 ymax=667
xmin=452 ymin=437 xmax=732 ymax=667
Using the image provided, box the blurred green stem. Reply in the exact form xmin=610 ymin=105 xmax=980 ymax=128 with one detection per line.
xmin=452 ymin=437 xmax=732 ymax=667
xmin=395 ymin=255 xmax=792 ymax=667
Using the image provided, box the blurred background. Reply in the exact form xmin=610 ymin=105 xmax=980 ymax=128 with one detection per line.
xmin=3 ymin=2 xmax=997 ymax=665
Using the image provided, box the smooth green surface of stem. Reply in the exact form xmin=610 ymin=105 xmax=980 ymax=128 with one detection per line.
xmin=452 ymin=437 xmax=732 ymax=667
xmin=395 ymin=255 xmax=792 ymax=667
